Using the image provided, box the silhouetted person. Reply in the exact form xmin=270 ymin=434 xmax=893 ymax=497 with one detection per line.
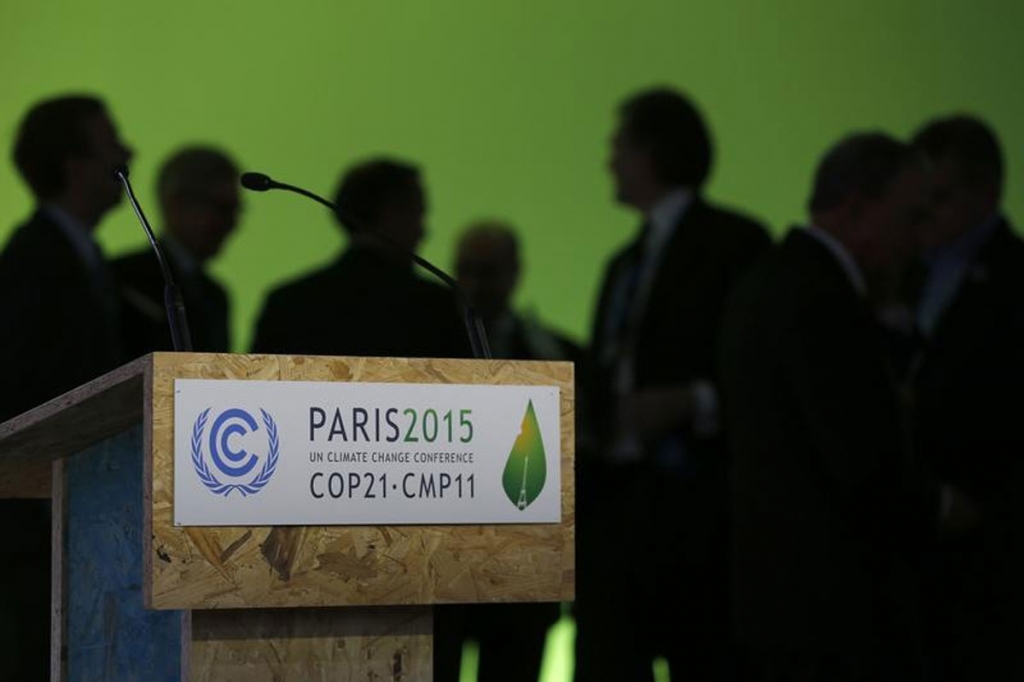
xmin=909 ymin=116 xmax=1024 ymax=681
xmin=0 ymin=94 xmax=132 ymax=680
xmin=431 ymin=221 xmax=577 ymax=682
xmin=113 ymin=146 xmax=240 ymax=356
xmin=576 ymin=88 xmax=770 ymax=682
xmin=251 ymin=158 xmax=467 ymax=359
xmin=719 ymin=133 xmax=949 ymax=681
xmin=456 ymin=221 xmax=581 ymax=363
xmin=867 ymin=232 xmax=927 ymax=385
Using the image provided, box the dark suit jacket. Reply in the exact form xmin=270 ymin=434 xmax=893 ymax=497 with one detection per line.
xmin=112 ymin=243 xmax=231 ymax=357
xmin=0 ymin=211 xmax=126 ymax=680
xmin=251 ymin=245 xmax=470 ymax=359
xmin=720 ymin=229 xmax=937 ymax=657
xmin=588 ymin=197 xmax=771 ymax=465
xmin=580 ymin=197 xmax=770 ymax=632
xmin=911 ymin=218 xmax=1024 ymax=669
xmin=0 ymin=210 xmax=125 ymax=422
xmin=490 ymin=313 xmax=583 ymax=364
xmin=913 ymin=218 xmax=1024 ymax=503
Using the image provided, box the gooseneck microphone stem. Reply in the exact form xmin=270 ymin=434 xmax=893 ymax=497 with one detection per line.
xmin=273 ymin=180 xmax=336 ymax=213
xmin=114 ymin=167 xmax=194 ymax=352
xmin=241 ymin=172 xmax=491 ymax=359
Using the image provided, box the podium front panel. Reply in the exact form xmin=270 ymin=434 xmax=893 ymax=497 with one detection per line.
xmin=145 ymin=353 xmax=575 ymax=611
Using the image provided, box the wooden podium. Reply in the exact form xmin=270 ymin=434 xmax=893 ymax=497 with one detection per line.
xmin=0 ymin=352 xmax=575 ymax=681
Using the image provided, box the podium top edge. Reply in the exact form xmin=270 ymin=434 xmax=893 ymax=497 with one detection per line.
xmin=0 ymin=353 xmax=575 ymax=465
xmin=0 ymin=354 xmax=151 ymax=463
xmin=149 ymin=351 xmax=574 ymax=366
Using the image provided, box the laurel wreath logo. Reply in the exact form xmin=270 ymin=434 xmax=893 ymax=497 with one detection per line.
xmin=191 ymin=408 xmax=280 ymax=497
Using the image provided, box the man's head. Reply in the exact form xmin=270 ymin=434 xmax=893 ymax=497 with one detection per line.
xmin=13 ymin=95 xmax=132 ymax=228
xmin=912 ymin=115 xmax=1003 ymax=252
xmin=157 ymin=146 xmax=241 ymax=263
xmin=334 ymin=158 xmax=425 ymax=253
xmin=455 ymin=221 xmax=520 ymax=322
xmin=609 ymin=87 xmax=712 ymax=212
xmin=809 ymin=132 xmax=929 ymax=271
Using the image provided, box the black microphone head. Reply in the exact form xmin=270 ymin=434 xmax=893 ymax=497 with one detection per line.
xmin=240 ymin=172 xmax=274 ymax=192
xmin=112 ymin=165 xmax=129 ymax=180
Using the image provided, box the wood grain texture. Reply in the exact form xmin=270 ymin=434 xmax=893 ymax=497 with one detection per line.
xmin=0 ymin=355 xmax=148 ymax=471
xmin=51 ymin=459 xmax=65 ymax=682
xmin=146 ymin=353 xmax=575 ymax=611
xmin=190 ymin=606 xmax=432 ymax=682
xmin=64 ymin=427 xmax=184 ymax=680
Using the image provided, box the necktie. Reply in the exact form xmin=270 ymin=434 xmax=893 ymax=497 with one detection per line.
xmin=602 ymin=224 xmax=650 ymax=365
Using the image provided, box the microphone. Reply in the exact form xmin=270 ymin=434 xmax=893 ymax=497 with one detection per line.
xmin=240 ymin=171 xmax=491 ymax=359
xmin=239 ymin=172 xmax=274 ymax=192
xmin=113 ymin=165 xmax=194 ymax=352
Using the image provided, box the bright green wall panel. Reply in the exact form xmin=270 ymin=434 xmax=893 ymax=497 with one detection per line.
xmin=2 ymin=0 xmax=1022 ymax=350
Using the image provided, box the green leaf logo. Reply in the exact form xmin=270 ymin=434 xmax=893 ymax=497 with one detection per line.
xmin=502 ymin=400 xmax=547 ymax=510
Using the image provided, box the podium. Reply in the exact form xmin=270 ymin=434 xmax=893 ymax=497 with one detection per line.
xmin=0 ymin=352 xmax=575 ymax=681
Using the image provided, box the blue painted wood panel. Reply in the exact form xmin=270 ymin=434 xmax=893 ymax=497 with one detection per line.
xmin=66 ymin=426 xmax=182 ymax=681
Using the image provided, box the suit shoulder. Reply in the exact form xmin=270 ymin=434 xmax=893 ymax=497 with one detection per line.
xmin=408 ymin=277 xmax=462 ymax=326
xmin=732 ymin=237 xmax=813 ymax=301
xmin=204 ymin=271 xmax=230 ymax=301
xmin=596 ymin=241 xmax=635 ymax=278
xmin=699 ymin=201 xmax=772 ymax=244
xmin=2 ymin=213 xmax=56 ymax=257
xmin=112 ymin=246 xmax=156 ymax=267
xmin=989 ymin=222 xmax=1024 ymax=272
xmin=111 ymin=246 xmax=160 ymax=280
xmin=551 ymin=328 xmax=584 ymax=362
xmin=0 ymin=213 xmax=74 ymax=280
xmin=262 ymin=262 xmax=340 ymax=306
xmin=252 ymin=264 xmax=340 ymax=351
xmin=413 ymin=274 xmax=458 ymax=301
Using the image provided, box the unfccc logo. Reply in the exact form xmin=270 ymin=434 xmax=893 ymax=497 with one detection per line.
xmin=191 ymin=408 xmax=279 ymax=497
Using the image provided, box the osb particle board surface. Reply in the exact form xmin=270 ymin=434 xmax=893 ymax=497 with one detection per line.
xmin=147 ymin=353 xmax=575 ymax=611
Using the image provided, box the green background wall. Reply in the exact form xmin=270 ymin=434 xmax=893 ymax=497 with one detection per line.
xmin=2 ymin=2 xmax=1022 ymax=679
xmin=2 ymin=0 xmax=1022 ymax=351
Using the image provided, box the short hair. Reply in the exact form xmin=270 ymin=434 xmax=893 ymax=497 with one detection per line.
xmin=809 ymin=132 xmax=920 ymax=212
xmin=157 ymin=146 xmax=238 ymax=211
xmin=459 ymin=220 xmax=520 ymax=270
xmin=333 ymin=158 xmax=420 ymax=233
xmin=12 ymin=95 xmax=107 ymax=200
xmin=912 ymin=115 xmax=1004 ymax=195
xmin=619 ymin=88 xmax=713 ymax=188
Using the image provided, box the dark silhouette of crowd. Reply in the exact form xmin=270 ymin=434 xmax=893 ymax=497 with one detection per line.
xmin=1 ymin=88 xmax=1021 ymax=682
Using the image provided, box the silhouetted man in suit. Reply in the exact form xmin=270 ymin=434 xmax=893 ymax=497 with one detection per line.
xmin=432 ymin=221 xmax=577 ymax=682
xmin=575 ymin=87 xmax=770 ymax=682
xmin=909 ymin=116 xmax=1024 ymax=681
xmin=0 ymin=94 xmax=132 ymax=680
xmin=252 ymin=159 xmax=469 ymax=682
xmin=1 ymin=95 xmax=133 ymax=420
xmin=251 ymin=158 xmax=467 ymax=359
xmin=113 ymin=146 xmax=240 ymax=356
xmin=456 ymin=221 xmax=582 ymax=364
xmin=719 ymin=133 xmax=947 ymax=681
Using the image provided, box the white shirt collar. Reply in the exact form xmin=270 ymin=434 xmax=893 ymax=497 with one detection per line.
xmin=804 ymin=226 xmax=867 ymax=297
xmin=42 ymin=203 xmax=103 ymax=272
xmin=645 ymin=187 xmax=692 ymax=250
